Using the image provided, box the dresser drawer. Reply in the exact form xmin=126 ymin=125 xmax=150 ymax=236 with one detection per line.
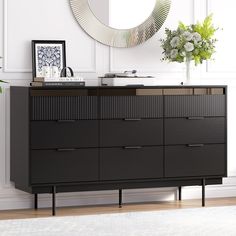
xmin=31 ymin=120 xmax=98 ymax=149
xmin=31 ymin=95 xmax=97 ymax=120
xmin=165 ymin=117 xmax=225 ymax=145
xmin=165 ymin=95 xmax=225 ymax=117
xmin=31 ymin=149 xmax=99 ymax=184
xmin=100 ymin=119 xmax=163 ymax=147
xmin=100 ymin=96 xmax=163 ymax=119
xmin=100 ymin=147 xmax=163 ymax=181
xmin=165 ymin=144 xmax=226 ymax=178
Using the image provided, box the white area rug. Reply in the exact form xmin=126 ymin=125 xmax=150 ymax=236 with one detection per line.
xmin=0 ymin=206 xmax=236 ymax=236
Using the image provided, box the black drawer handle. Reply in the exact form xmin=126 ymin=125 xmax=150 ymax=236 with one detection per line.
xmin=57 ymin=120 xmax=76 ymax=123
xmin=123 ymin=146 xmax=142 ymax=149
xmin=186 ymin=144 xmax=204 ymax=147
xmin=187 ymin=117 xmax=205 ymax=120
xmin=57 ymin=148 xmax=76 ymax=152
xmin=123 ymin=118 xmax=141 ymax=121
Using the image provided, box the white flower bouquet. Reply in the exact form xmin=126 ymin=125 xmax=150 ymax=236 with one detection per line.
xmin=160 ymin=15 xmax=218 ymax=65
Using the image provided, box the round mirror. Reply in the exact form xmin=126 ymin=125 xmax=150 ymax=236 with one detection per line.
xmin=88 ymin=0 xmax=156 ymax=30
xmin=70 ymin=0 xmax=171 ymax=48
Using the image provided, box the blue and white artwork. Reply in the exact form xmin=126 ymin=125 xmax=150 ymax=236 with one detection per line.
xmin=35 ymin=44 xmax=64 ymax=77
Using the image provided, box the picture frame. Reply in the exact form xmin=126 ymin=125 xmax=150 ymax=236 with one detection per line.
xmin=31 ymin=40 xmax=66 ymax=79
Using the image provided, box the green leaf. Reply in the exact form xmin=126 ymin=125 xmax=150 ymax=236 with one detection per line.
xmin=178 ymin=21 xmax=187 ymax=30
xmin=193 ymin=55 xmax=201 ymax=65
xmin=0 ymin=80 xmax=7 ymax=83
xmin=0 ymin=80 xmax=7 ymax=94
xmin=194 ymin=14 xmax=217 ymax=39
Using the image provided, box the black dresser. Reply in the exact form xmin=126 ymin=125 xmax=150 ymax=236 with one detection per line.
xmin=10 ymin=86 xmax=227 ymax=215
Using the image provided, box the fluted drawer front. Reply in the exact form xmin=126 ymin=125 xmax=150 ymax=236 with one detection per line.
xmin=100 ymin=96 xmax=163 ymax=119
xmin=31 ymin=96 xmax=97 ymax=120
xmin=165 ymin=95 xmax=225 ymax=117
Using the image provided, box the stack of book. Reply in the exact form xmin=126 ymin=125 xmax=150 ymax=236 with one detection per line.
xmin=30 ymin=77 xmax=85 ymax=87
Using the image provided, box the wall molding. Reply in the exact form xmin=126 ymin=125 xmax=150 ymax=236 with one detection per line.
xmin=109 ymin=0 xmax=196 ymax=73
xmin=206 ymin=0 xmax=236 ymax=74
xmin=205 ymin=0 xmax=213 ymax=73
xmin=2 ymin=0 xmax=30 ymax=73
xmin=0 ymin=186 xmax=177 ymax=210
xmin=4 ymin=87 xmax=10 ymax=186
xmin=3 ymin=0 xmax=97 ymax=73
xmin=0 ymin=91 xmax=6 ymax=186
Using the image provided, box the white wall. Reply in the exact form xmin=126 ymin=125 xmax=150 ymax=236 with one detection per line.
xmin=0 ymin=0 xmax=236 ymax=210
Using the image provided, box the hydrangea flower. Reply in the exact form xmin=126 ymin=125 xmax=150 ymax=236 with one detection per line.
xmin=170 ymin=49 xmax=178 ymax=59
xmin=184 ymin=42 xmax=194 ymax=52
xmin=183 ymin=31 xmax=193 ymax=41
xmin=170 ymin=37 xmax=180 ymax=48
xmin=192 ymin=32 xmax=201 ymax=43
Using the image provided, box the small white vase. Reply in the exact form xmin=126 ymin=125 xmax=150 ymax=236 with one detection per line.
xmin=185 ymin=58 xmax=191 ymax=85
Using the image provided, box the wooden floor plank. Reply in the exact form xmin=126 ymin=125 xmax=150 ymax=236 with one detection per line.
xmin=0 ymin=197 xmax=236 ymax=220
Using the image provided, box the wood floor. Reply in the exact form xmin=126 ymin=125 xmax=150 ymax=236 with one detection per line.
xmin=0 ymin=197 xmax=236 ymax=220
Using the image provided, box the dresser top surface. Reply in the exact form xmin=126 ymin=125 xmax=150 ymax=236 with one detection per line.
xmin=11 ymin=85 xmax=227 ymax=90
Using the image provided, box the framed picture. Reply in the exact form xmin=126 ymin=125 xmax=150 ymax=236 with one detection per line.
xmin=32 ymin=40 xmax=66 ymax=79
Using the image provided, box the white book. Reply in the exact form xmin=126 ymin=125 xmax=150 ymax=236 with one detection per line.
xmin=101 ymin=77 xmax=158 ymax=86
xmin=34 ymin=77 xmax=84 ymax=82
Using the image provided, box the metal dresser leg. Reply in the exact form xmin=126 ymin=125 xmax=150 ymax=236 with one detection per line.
xmin=34 ymin=193 xmax=38 ymax=210
xmin=202 ymin=179 xmax=206 ymax=207
xmin=119 ymin=189 xmax=122 ymax=208
xmin=52 ymin=186 xmax=56 ymax=216
xmin=178 ymin=186 xmax=182 ymax=201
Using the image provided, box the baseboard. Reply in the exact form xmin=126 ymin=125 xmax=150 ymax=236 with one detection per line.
xmin=0 ymin=179 xmax=236 ymax=210
xmin=0 ymin=187 xmax=177 ymax=210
